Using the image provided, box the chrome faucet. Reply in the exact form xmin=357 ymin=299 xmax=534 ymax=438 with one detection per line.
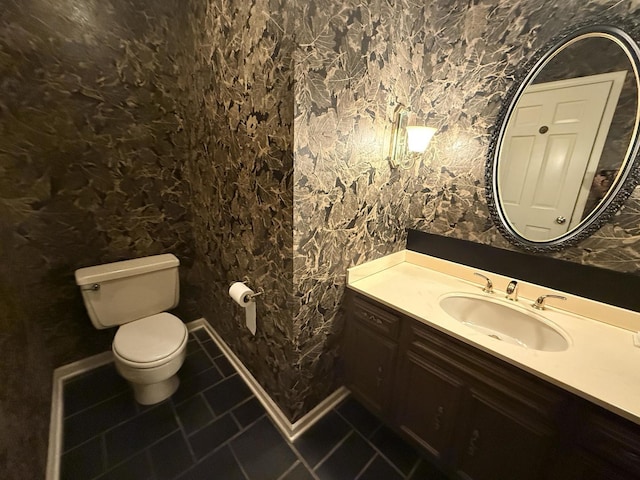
xmin=473 ymin=273 xmax=493 ymax=293
xmin=532 ymin=294 xmax=567 ymax=310
xmin=506 ymin=280 xmax=518 ymax=301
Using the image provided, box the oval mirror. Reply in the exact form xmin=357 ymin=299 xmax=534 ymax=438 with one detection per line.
xmin=487 ymin=22 xmax=640 ymax=252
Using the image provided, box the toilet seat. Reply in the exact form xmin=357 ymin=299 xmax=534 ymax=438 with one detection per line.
xmin=113 ymin=313 xmax=188 ymax=369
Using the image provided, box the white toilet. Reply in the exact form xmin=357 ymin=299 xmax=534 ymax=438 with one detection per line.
xmin=75 ymin=254 xmax=188 ymax=405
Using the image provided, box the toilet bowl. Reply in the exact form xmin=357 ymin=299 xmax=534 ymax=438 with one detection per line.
xmin=113 ymin=313 xmax=188 ymax=405
xmin=75 ymin=254 xmax=187 ymax=405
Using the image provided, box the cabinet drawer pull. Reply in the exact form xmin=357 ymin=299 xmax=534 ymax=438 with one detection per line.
xmin=376 ymin=364 xmax=384 ymax=387
xmin=367 ymin=314 xmax=384 ymax=326
xmin=467 ymin=429 xmax=480 ymax=456
xmin=434 ymin=406 xmax=445 ymax=431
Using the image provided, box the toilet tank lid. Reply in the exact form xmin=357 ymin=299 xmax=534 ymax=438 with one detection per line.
xmin=75 ymin=254 xmax=179 ymax=286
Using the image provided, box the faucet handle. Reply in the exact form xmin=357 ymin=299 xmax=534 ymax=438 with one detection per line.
xmin=473 ymin=273 xmax=493 ymax=293
xmin=532 ymin=294 xmax=567 ymax=310
xmin=505 ymin=280 xmax=518 ymax=301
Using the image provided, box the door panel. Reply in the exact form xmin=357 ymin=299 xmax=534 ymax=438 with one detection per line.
xmin=499 ymin=73 xmax=624 ymax=239
xmin=395 ymin=351 xmax=465 ymax=460
xmin=345 ymin=320 xmax=397 ymax=416
xmin=455 ymin=390 xmax=555 ymax=480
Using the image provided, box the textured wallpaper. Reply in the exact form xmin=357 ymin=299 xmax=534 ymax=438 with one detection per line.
xmin=3 ymin=0 xmax=640 ymax=477
xmin=291 ymin=0 xmax=640 ymax=415
xmin=182 ymin=0 xmax=301 ymax=419
xmin=0 ymin=1 xmax=200 ymax=477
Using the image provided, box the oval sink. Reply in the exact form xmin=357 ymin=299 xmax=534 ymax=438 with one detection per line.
xmin=439 ymin=293 xmax=570 ymax=352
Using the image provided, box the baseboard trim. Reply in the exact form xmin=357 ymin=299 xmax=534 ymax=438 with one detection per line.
xmin=191 ymin=318 xmax=350 ymax=441
xmin=46 ymin=351 xmax=114 ymax=480
xmin=46 ymin=319 xmax=349 ymax=480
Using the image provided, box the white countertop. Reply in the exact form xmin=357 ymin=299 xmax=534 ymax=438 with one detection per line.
xmin=347 ymin=250 xmax=640 ymax=425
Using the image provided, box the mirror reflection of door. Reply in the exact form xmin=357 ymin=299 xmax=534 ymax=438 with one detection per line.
xmin=498 ymin=71 xmax=626 ymax=241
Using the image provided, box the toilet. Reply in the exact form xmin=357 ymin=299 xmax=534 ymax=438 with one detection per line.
xmin=75 ymin=254 xmax=188 ymax=405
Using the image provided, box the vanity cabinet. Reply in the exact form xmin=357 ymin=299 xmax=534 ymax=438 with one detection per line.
xmin=343 ymin=291 xmax=640 ymax=480
xmin=342 ymin=294 xmax=400 ymax=418
xmin=396 ymin=310 xmax=561 ymax=480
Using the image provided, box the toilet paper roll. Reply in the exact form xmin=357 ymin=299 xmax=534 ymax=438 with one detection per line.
xmin=228 ymin=282 xmax=256 ymax=335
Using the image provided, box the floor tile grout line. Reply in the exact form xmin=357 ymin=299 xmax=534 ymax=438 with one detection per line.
xmin=168 ymin=398 xmax=200 ymax=466
xmin=62 ymin=386 xmax=130 ymax=423
xmin=229 ymin=409 xmax=244 ymax=431
xmin=179 ymin=428 xmax=249 ymax=476
xmin=353 ymin=453 xmax=379 ymax=480
xmin=368 ymin=421 xmax=383 ymax=440
xmin=82 ymin=436 xmax=106 ymax=480
xmin=353 ymin=427 xmax=418 ymax=479
xmin=225 ymin=414 xmax=313 ymax=480
xmin=100 ymin=434 xmax=108 ymax=479
xmin=63 ymin=399 xmax=174 ymax=455
xmin=331 ymin=409 xmax=413 ymax=479
xmin=227 ymin=441 xmax=254 ymax=480
xmin=84 ymin=433 xmax=162 ymax=480
xmin=274 ymin=460 xmax=302 ymax=480
xmin=309 ymin=429 xmax=355 ymax=473
xmin=176 ymin=365 xmax=226 ymax=396
xmin=184 ymin=410 xmax=270 ymax=470
xmin=277 ymin=425 xmax=322 ymax=480
xmin=147 ymin=443 xmax=161 ymax=480
xmin=333 ymin=404 xmax=383 ymax=440
xmin=404 ymin=458 xmax=424 ymax=480
xmin=196 ymin=373 xmax=252 ymax=418
xmin=193 ymin=331 xmax=233 ymax=380
xmin=61 ymin=429 xmax=109 ymax=458
xmin=177 ymin=392 xmax=259 ymax=441
xmin=174 ymin=367 xmax=240 ymax=409
xmin=183 ymin=349 xmax=219 ymax=379
xmin=193 ymin=330 xmax=225 ymax=359
xmin=101 ymin=424 xmax=183 ymax=476
xmin=195 ymin=390 xmax=218 ymax=433
xmin=146 ymin=449 xmax=159 ymax=480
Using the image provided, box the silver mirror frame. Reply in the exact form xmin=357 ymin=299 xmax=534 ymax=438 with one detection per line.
xmin=486 ymin=19 xmax=640 ymax=253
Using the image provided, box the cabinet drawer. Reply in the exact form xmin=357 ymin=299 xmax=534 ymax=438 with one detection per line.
xmin=352 ymin=295 xmax=400 ymax=339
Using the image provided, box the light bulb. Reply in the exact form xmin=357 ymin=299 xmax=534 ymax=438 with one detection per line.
xmin=406 ymin=126 xmax=437 ymax=152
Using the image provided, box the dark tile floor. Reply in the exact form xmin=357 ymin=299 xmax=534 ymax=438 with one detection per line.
xmin=60 ymin=328 xmax=449 ymax=480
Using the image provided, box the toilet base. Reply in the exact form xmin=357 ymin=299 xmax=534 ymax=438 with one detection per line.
xmin=130 ymin=374 xmax=180 ymax=405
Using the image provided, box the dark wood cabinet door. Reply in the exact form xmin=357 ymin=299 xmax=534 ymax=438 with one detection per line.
xmin=454 ymin=389 xmax=556 ymax=480
xmin=344 ymin=319 xmax=397 ymax=416
xmin=394 ymin=350 xmax=465 ymax=461
xmin=564 ymin=406 xmax=640 ymax=480
xmin=550 ymin=448 xmax=639 ymax=480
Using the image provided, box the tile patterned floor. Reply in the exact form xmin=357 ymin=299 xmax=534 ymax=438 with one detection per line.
xmin=60 ymin=328 xmax=449 ymax=480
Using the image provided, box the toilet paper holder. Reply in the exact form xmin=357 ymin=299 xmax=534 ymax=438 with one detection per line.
xmin=247 ymin=288 xmax=264 ymax=301
xmin=230 ymin=278 xmax=264 ymax=301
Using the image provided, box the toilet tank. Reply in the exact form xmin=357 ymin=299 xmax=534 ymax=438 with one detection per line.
xmin=75 ymin=254 xmax=180 ymax=329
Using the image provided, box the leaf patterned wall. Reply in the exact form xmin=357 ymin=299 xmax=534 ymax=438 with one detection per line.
xmin=3 ymin=1 xmax=640 ymax=477
xmin=182 ymin=0 xmax=300 ymax=420
xmin=291 ymin=0 xmax=640 ymax=415
xmin=0 ymin=1 xmax=201 ymax=476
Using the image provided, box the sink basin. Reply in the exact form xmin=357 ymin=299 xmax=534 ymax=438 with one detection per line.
xmin=439 ymin=293 xmax=570 ymax=352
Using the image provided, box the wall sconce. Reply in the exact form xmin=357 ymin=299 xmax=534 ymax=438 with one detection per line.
xmin=387 ymin=105 xmax=436 ymax=169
